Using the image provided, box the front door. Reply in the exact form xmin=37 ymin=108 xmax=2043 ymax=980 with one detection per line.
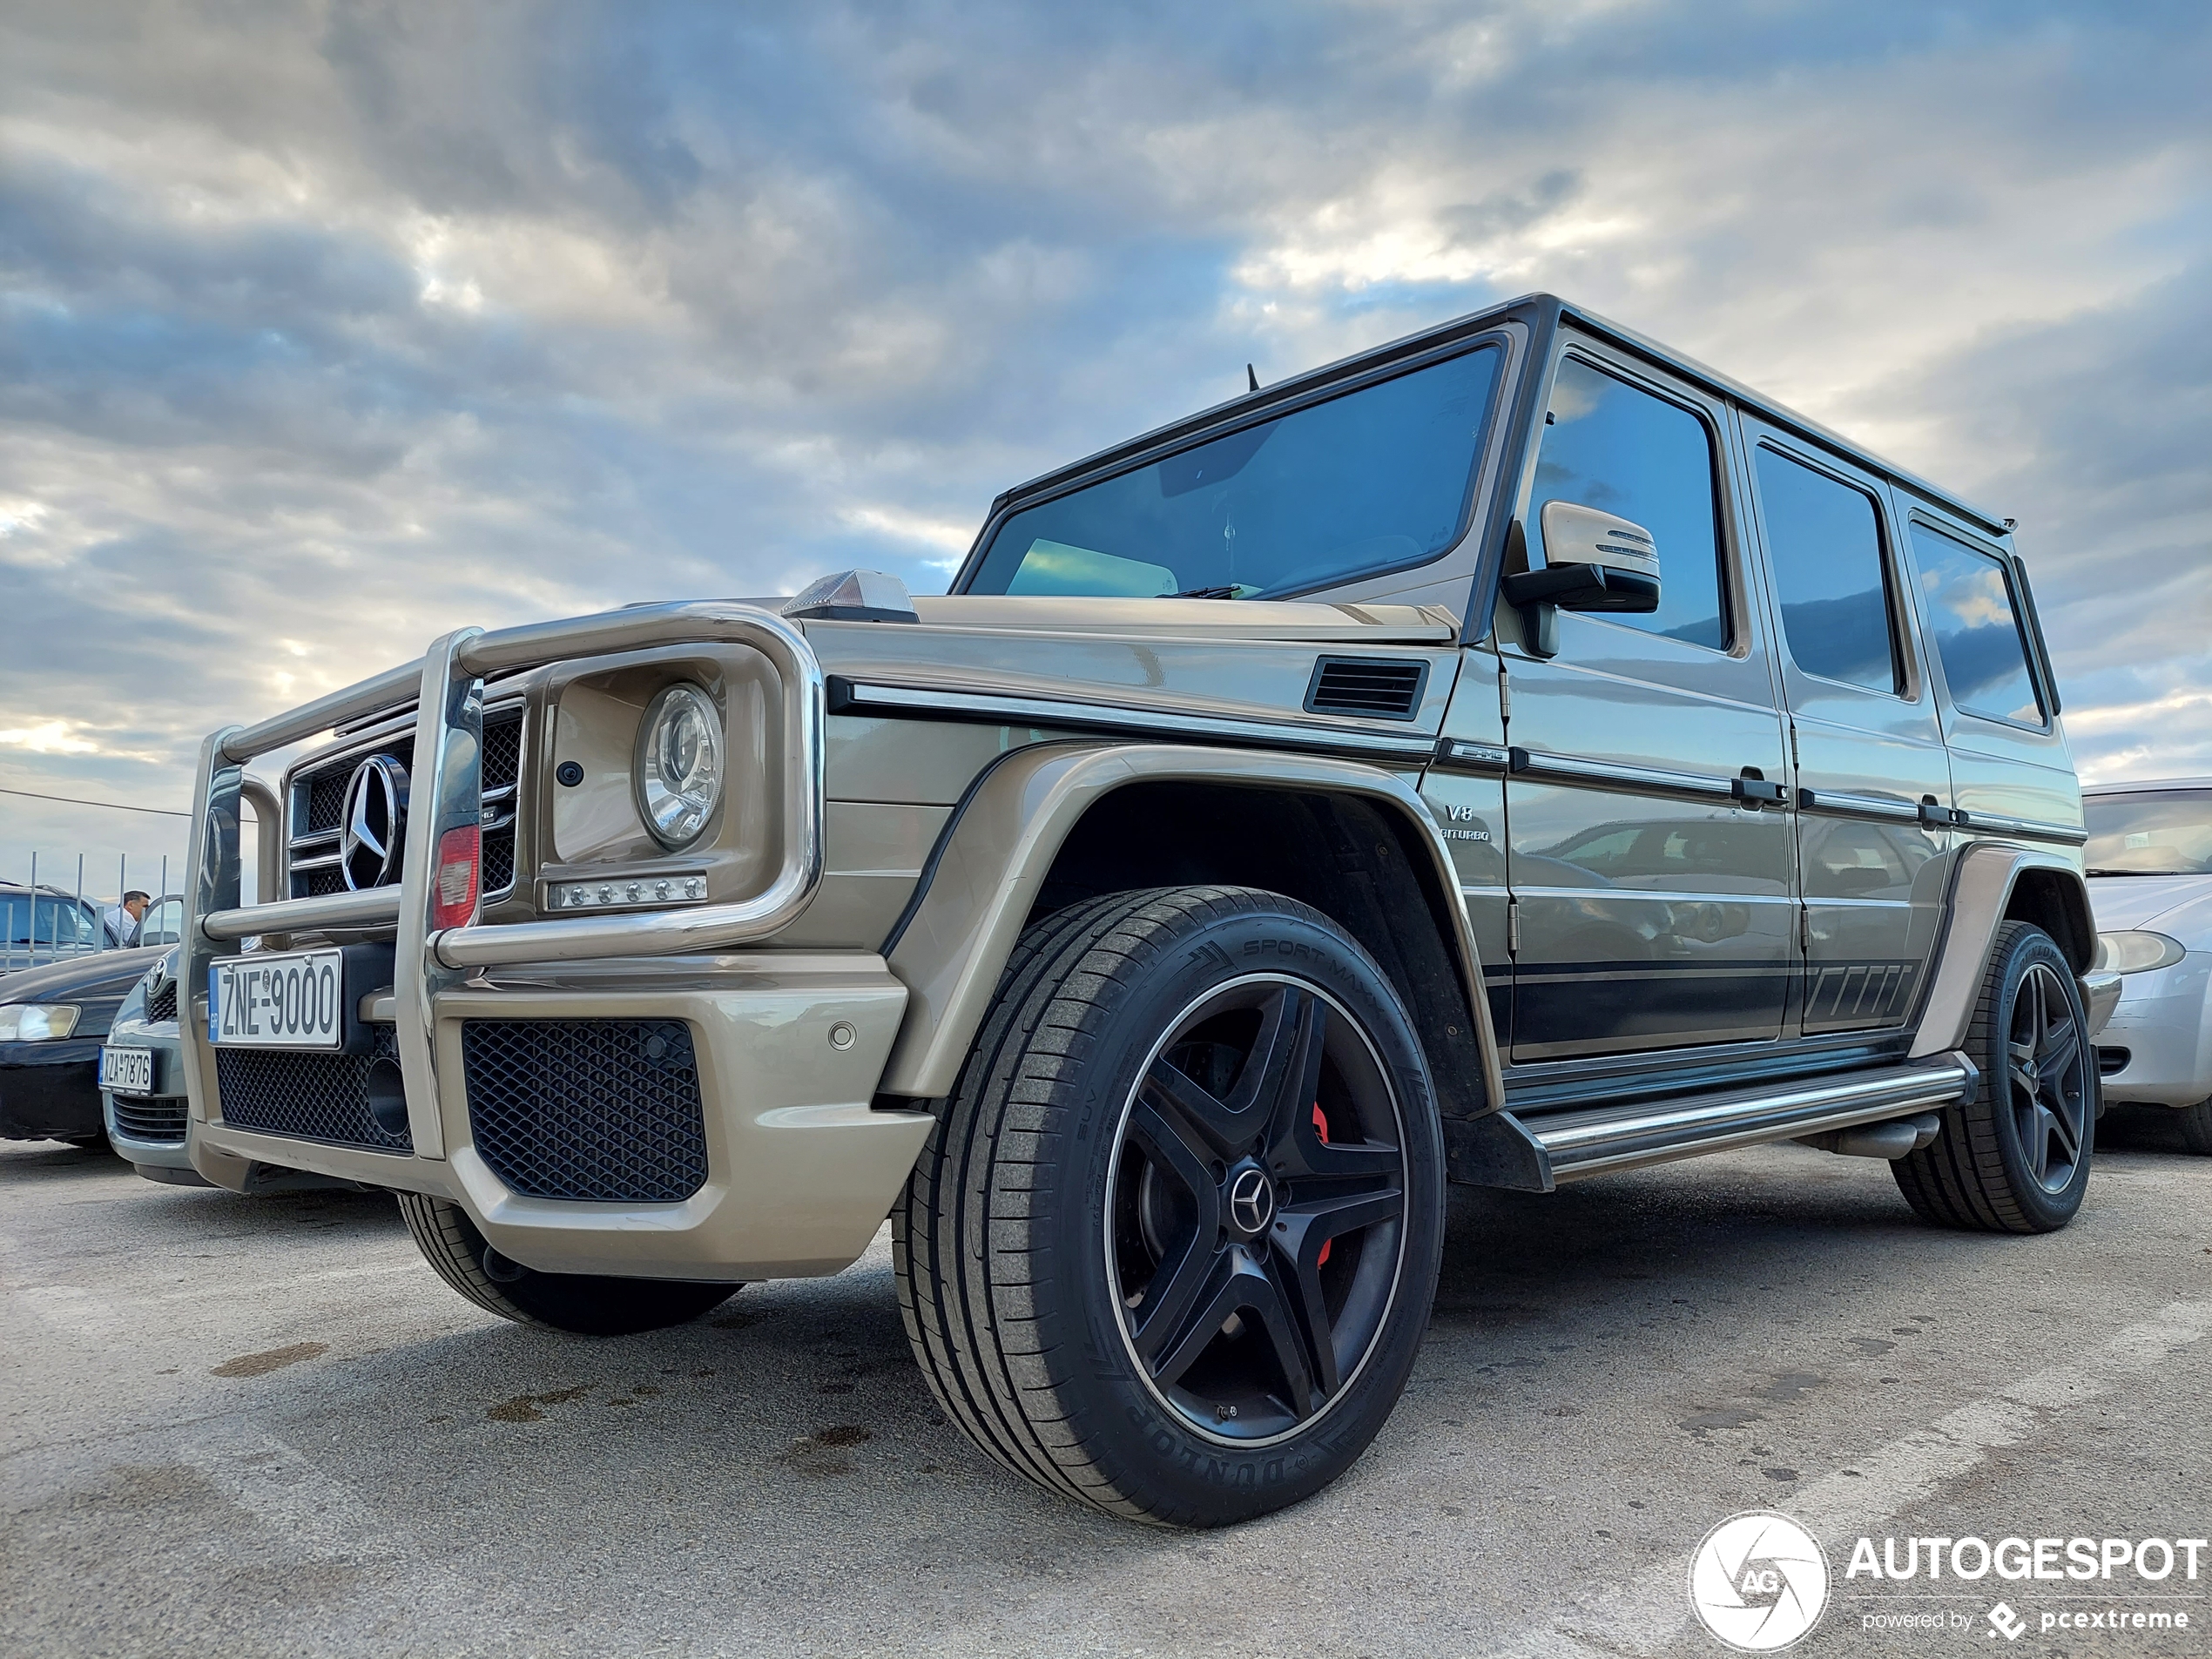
xmin=1502 ymin=347 xmax=1796 ymax=1062
xmin=1737 ymin=417 xmax=1952 ymax=1034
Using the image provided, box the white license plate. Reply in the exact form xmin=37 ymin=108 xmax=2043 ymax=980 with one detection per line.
xmin=209 ymin=949 xmax=346 ymax=1050
xmin=100 ymin=1046 xmax=155 ymax=1096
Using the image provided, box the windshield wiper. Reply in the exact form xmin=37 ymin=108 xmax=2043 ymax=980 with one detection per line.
xmin=2084 ymin=868 xmax=2182 ymax=877
xmin=1173 ymin=585 xmax=1241 ymax=600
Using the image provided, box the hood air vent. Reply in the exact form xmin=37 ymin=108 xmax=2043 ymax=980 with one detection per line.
xmin=1304 ymin=657 xmax=1429 ymax=722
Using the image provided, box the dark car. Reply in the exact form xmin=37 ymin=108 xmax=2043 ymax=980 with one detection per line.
xmin=1 ymin=882 xmax=106 ymax=977
xmin=0 ymin=945 xmax=166 ymax=1148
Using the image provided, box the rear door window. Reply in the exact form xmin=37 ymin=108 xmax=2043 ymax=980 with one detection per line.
xmin=1755 ymin=446 xmax=1902 ymax=694
xmin=1908 ymin=523 xmax=2046 ymax=726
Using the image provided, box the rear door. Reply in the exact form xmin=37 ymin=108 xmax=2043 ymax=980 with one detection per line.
xmin=1500 ymin=345 xmax=1796 ymax=1062
xmin=1737 ymin=419 xmax=1952 ymax=1034
xmin=1897 ymin=502 xmax=2082 ymax=854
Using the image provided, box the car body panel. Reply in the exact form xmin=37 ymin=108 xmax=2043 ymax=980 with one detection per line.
xmin=170 ymin=290 xmax=2089 ymax=1284
xmin=1 ymin=946 xmax=163 ymax=1140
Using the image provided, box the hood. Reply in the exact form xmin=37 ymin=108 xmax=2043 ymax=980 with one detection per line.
xmin=900 ymin=594 xmax=1461 ymax=643
xmin=799 ymin=596 xmax=1465 ymax=746
xmin=2085 ymin=873 xmax=2212 ymax=936
xmin=0 ymin=946 xmax=167 ymax=1004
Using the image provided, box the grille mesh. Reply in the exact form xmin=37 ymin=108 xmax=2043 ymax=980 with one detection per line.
xmin=481 ymin=707 xmax=523 ymax=897
xmin=145 ymin=978 xmax=179 ymax=1025
xmin=111 ymin=1096 xmax=188 ymax=1143
xmin=463 ymin=1020 xmax=707 ymax=1204
xmin=305 ymin=764 xmax=361 ymax=835
xmin=215 ymin=1025 xmax=413 ymax=1152
xmin=482 ymin=712 xmax=523 ymax=792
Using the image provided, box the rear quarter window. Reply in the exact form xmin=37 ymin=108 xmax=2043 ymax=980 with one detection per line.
xmin=1907 ymin=523 xmax=2046 ymax=727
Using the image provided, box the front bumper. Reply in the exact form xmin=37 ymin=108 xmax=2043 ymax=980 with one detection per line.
xmin=102 ymin=1017 xmax=195 ymax=1169
xmin=2095 ymin=950 xmax=2212 ymax=1109
xmin=179 ymin=602 xmax=934 ymax=1281
xmin=189 ymin=954 xmax=927 ymax=1278
xmin=0 ymin=1039 xmax=105 ymax=1140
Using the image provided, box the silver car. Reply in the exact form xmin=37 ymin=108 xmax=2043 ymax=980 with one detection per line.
xmin=98 ymin=949 xmax=200 ymax=1182
xmin=102 ymin=948 xmax=352 ymax=1190
xmin=2086 ymin=779 xmax=2212 ymax=1149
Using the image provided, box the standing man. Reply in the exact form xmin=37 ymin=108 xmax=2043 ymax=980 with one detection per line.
xmin=101 ymin=890 xmax=151 ymax=948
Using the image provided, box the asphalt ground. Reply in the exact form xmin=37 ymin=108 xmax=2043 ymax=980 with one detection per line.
xmin=3 ymin=1110 xmax=2208 ymax=1659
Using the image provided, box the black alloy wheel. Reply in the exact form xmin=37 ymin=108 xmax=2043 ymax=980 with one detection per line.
xmin=1109 ymin=974 xmax=1407 ymax=1445
xmin=1894 ymin=921 xmax=2094 ymax=1233
xmin=895 ymin=886 xmax=1446 ymax=1527
xmin=2005 ymin=959 xmax=2092 ymax=1196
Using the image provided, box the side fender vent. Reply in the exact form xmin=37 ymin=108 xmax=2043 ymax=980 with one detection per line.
xmin=1305 ymin=657 xmax=1429 ymax=721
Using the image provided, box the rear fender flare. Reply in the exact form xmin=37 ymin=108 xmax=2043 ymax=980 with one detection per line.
xmin=1909 ymin=842 xmax=2095 ymax=1059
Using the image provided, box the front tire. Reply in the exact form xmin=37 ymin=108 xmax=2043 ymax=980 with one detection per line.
xmin=1893 ymin=921 xmax=2094 ymax=1232
xmin=398 ymin=1193 xmax=738 ymax=1335
xmin=894 ymin=887 xmax=1446 ymax=1527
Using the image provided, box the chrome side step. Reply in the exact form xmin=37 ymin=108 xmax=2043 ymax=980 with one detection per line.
xmin=1511 ymin=1054 xmax=1979 ymax=1186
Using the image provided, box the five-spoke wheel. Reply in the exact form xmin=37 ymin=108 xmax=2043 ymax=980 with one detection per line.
xmin=1895 ymin=920 xmax=2095 ymax=1232
xmin=1110 ymin=976 xmax=1408 ymax=1444
xmin=895 ymin=887 xmax=1446 ymax=1526
xmin=2005 ymin=959 xmax=2091 ymax=1196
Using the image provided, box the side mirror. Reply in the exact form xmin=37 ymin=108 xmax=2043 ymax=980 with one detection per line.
xmin=1501 ymin=502 xmax=1662 ymax=657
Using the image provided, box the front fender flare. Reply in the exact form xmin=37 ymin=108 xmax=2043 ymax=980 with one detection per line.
xmin=876 ymin=741 xmax=1503 ymax=1111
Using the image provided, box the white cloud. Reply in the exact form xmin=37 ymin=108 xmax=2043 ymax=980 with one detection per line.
xmin=0 ymin=0 xmax=2204 ymax=864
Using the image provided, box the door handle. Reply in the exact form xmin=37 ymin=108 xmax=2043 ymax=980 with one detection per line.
xmin=1732 ymin=773 xmax=1787 ymax=806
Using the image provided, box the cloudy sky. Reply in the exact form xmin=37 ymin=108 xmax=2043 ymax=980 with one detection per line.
xmin=3 ymin=0 xmax=2208 ymax=897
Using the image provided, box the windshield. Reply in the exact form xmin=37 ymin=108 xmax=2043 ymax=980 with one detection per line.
xmin=0 ymin=894 xmax=99 ymax=948
xmin=965 ymin=346 xmax=1501 ymax=600
xmin=2084 ymin=790 xmax=2212 ymax=875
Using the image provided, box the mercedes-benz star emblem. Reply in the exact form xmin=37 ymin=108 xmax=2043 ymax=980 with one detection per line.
xmin=341 ymin=754 xmax=409 ymax=891
xmin=1227 ymin=1166 xmax=1277 ymax=1237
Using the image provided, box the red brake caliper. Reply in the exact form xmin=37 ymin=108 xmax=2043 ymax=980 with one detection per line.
xmin=1311 ymin=1104 xmax=1332 ymax=1268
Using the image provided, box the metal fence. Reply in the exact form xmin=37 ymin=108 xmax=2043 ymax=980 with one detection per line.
xmin=1 ymin=852 xmax=176 ymax=974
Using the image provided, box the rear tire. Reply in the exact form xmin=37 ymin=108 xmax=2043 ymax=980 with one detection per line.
xmin=2180 ymin=1100 xmax=2212 ymax=1157
xmin=1893 ymin=921 xmax=2094 ymax=1233
xmin=894 ymin=886 xmax=1446 ymax=1527
xmin=397 ymin=1193 xmax=738 ymax=1335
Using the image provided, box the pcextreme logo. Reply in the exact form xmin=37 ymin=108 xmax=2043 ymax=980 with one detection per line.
xmin=1689 ymin=1511 xmax=1831 ymax=1651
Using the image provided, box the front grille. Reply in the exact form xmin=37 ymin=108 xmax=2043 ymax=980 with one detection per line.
xmin=111 ymin=1096 xmax=187 ymax=1143
xmin=145 ymin=977 xmax=179 ymax=1025
xmin=287 ymin=705 xmax=523 ymax=900
xmin=1305 ymin=657 xmax=1429 ymax=720
xmin=480 ymin=706 xmax=523 ymax=900
xmin=214 ymin=1025 xmax=413 ymax=1152
xmin=462 ymin=1020 xmax=707 ymax=1204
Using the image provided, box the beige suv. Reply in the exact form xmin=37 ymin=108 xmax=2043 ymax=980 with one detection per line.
xmin=181 ymin=293 xmax=2112 ymax=1527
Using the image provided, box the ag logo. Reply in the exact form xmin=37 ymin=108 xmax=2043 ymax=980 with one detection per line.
xmin=1689 ymin=1511 xmax=1829 ymax=1651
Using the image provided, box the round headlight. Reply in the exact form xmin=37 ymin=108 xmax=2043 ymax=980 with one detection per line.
xmin=634 ymin=682 xmax=724 ymax=849
xmin=2094 ymin=930 xmax=2187 ymax=975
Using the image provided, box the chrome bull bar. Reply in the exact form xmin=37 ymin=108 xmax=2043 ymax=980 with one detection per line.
xmin=181 ymin=601 xmax=826 ymax=1162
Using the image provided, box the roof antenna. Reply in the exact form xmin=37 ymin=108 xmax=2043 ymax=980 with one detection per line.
xmin=1246 ymin=363 xmax=1259 ymax=393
